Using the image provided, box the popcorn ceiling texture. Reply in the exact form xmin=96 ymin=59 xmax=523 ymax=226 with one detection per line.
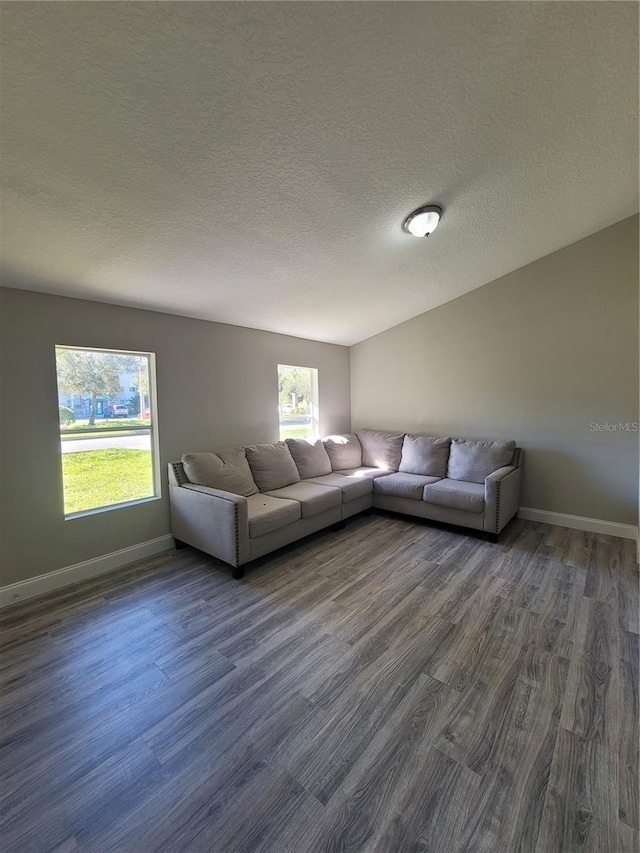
xmin=1 ymin=2 xmax=637 ymax=345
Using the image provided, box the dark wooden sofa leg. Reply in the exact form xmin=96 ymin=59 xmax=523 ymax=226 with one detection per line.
xmin=232 ymin=566 xmax=245 ymax=580
xmin=174 ymin=538 xmax=187 ymax=550
xmin=487 ymin=532 xmax=499 ymax=544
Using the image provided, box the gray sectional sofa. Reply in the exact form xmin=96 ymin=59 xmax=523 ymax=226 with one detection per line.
xmin=168 ymin=429 xmax=523 ymax=578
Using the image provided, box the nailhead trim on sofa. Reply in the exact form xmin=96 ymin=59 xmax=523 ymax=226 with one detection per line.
xmin=494 ymin=478 xmax=502 ymax=534
xmin=171 ymin=461 xmax=189 ymax=486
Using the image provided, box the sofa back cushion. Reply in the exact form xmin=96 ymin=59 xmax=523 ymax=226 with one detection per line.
xmin=245 ymin=441 xmax=301 ymax=492
xmin=399 ymin=435 xmax=451 ymax=479
xmin=181 ymin=448 xmax=258 ymax=496
xmin=355 ymin=429 xmax=405 ymax=471
xmin=323 ymin=434 xmax=362 ymax=471
xmin=285 ymin=438 xmax=332 ymax=479
xmin=447 ymin=438 xmax=516 ymax=484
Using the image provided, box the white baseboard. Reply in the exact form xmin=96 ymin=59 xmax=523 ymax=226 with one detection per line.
xmin=518 ymin=507 xmax=638 ymax=541
xmin=0 ymin=534 xmax=175 ymax=610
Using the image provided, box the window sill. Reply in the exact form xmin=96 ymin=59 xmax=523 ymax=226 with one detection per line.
xmin=64 ymin=494 xmax=162 ymax=521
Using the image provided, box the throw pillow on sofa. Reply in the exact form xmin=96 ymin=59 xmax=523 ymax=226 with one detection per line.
xmin=447 ymin=438 xmax=516 ymax=484
xmin=245 ymin=442 xmax=301 ymax=491
xmin=285 ymin=438 xmax=332 ymax=479
xmin=355 ymin=429 xmax=405 ymax=471
xmin=323 ymin=434 xmax=362 ymax=470
xmin=399 ymin=435 xmax=451 ymax=479
xmin=181 ymin=448 xmax=259 ymax=496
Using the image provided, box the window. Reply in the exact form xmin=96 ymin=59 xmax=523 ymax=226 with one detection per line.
xmin=278 ymin=364 xmax=319 ymax=441
xmin=55 ymin=346 xmax=160 ymax=518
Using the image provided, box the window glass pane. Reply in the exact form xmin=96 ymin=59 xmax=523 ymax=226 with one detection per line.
xmin=278 ymin=364 xmax=319 ymax=441
xmin=55 ymin=346 xmax=158 ymax=516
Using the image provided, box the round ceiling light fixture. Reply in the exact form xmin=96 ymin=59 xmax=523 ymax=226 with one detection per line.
xmin=403 ymin=204 xmax=442 ymax=237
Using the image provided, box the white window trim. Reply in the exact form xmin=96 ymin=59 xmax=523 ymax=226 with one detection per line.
xmin=55 ymin=345 xmax=161 ymax=519
xmin=309 ymin=367 xmax=320 ymax=439
xmin=277 ymin=364 xmax=319 ymax=441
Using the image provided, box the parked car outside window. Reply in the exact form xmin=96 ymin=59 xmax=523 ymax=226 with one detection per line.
xmin=106 ymin=403 xmax=129 ymax=418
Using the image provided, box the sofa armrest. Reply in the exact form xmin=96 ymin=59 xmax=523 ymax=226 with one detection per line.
xmin=484 ymin=465 xmax=522 ymax=534
xmin=169 ymin=483 xmax=250 ymax=567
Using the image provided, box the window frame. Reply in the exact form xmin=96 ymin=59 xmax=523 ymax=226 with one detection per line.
xmin=277 ymin=363 xmax=319 ymax=442
xmin=55 ymin=344 xmax=161 ymax=520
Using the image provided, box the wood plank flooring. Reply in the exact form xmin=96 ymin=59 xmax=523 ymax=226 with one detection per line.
xmin=0 ymin=515 xmax=638 ymax=852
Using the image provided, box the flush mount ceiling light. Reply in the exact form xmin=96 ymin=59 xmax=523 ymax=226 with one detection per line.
xmin=403 ymin=204 xmax=443 ymax=237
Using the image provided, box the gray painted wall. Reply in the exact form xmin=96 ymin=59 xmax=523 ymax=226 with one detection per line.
xmin=1 ymin=216 xmax=637 ymax=588
xmin=351 ymin=215 xmax=639 ymax=525
xmin=0 ymin=289 xmax=351 ymax=585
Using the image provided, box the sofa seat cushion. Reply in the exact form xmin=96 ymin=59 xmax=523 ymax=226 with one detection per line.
xmin=399 ymin=435 xmax=451 ymax=479
xmin=181 ymin=448 xmax=258 ymax=497
xmin=245 ymin=442 xmax=301 ymax=491
xmin=374 ymin=472 xmax=441 ymax=500
xmin=339 ymin=467 xmax=393 ymax=481
xmin=264 ymin=482 xmax=342 ymax=518
xmin=323 ymin=434 xmax=362 ymax=471
xmin=247 ymin=494 xmax=301 ymax=539
xmin=355 ymin=429 xmax=405 ymax=471
xmin=447 ymin=439 xmax=516 ymax=484
xmin=423 ymin=479 xmax=485 ymax=513
xmin=285 ymin=438 xmax=332 ymax=479
xmin=304 ymin=472 xmax=373 ymax=502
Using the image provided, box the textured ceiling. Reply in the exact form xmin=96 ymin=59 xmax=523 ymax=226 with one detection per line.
xmin=1 ymin=2 xmax=638 ymax=345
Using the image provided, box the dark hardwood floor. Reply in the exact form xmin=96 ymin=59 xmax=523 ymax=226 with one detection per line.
xmin=0 ymin=515 xmax=638 ymax=852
